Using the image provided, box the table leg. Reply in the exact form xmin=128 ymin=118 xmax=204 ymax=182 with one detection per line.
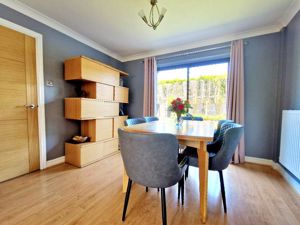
xmin=197 ymin=141 xmax=208 ymax=223
xmin=123 ymin=165 xmax=129 ymax=193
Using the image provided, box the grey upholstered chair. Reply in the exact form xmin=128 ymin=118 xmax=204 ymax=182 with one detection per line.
xmin=184 ymin=120 xmax=234 ymax=179
xmin=213 ymin=119 xmax=233 ymax=141
xmin=182 ymin=123 xmax=244 ymax=213
xmin=119 ymin=129 xmax=187 ymax=225
xmin=144 ymin=116 xmax=159 ymax=122
xmin=124 ymin=118 xmax=146 ymax=126
xmin=182 ymin=115 xmax=203 ymax=121
xmin=124 ymin=117 xmax=157 ymax=192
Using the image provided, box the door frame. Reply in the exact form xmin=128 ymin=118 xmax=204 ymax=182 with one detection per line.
xmin=0 ymin=18 xmax=47 ymax=169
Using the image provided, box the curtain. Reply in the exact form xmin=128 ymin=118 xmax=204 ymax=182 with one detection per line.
xmin=227 ymin=40 xmax=245 ymax=164
xmin=143 ymin=57 xmax=157 ymax=116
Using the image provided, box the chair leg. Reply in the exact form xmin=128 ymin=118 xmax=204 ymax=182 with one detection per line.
xmin=185 ymin=165 xmax=189 ymax=180
xmin=157 ymin=188 xmax=160 ymax=192
xmin=146 ymin=187 xmax=148 ymax=192
xmin=178 ymin=181 xmax=181 ymax=200
xmin=122 ymin=178 xmax=132 ymax=221
xmin=160 ymin=188 xmax=167 ymax=225
xmin=181 ymin=176 xmax=184 ymax=205
xmin=218 ymin=170 xmax=227 ymax=213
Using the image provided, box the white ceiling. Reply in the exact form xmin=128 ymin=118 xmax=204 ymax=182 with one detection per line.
xmin=11 ymin=0 xmax=300 ymax=61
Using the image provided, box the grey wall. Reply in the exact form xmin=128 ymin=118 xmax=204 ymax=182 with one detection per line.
xmin=123 ymin=60 xmax=145 ymax=117
xmin=0 ymin=4 xmax=123 ymax=160
xmin=124 ymin=33 xmax=283 ymax=160
xmin=243 ymin=33 xmax=282 ymax=159
xmin=282 ymin=11 xmax=300 ymax=109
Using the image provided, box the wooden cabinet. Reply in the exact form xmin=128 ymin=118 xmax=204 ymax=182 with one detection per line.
xmin=65 ymin=98 xmax=119 ymax=120
xmin=114 ymin=86 xmax=129 ymax=103
xmin=64 ymin=56 xmax=129 ymax=168
xmin=65 ymin=138 xmax=119 ymax=167
xmin=82 ymin=83 xmax=114 ymax=101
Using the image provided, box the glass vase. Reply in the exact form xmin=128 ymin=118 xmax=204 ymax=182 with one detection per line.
xmin=176 ymin=114 xmax=183 ymax=128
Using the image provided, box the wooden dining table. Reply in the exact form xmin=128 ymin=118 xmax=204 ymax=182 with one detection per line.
xmin=122 ymin=119 xmax=215 ymax=223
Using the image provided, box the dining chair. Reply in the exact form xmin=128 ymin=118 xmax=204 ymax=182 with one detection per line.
xmin=124 ymin=117 xmax=158 ymax=192
xmin=213 ymin=119 xmax=233 ymax=141
xmin=124 ymin=118 xmax=146 ymax=126
xmin=119 ymin=129 xmax=188 ymax=225
xmin=184 ymin=120 xmax=234 ymax=179
xmin=144 ymin=116 xmax=159 ymax=122
xmin=182 ymin=115 xmax=203 ymax=121
xmin=182 ymin=123 xmax=244 ymax=213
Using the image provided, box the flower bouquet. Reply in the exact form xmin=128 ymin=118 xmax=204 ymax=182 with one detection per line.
xmin=168 ymin=98 xmax=192 ymax=127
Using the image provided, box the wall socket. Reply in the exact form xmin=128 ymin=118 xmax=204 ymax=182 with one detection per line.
xmin=46 ymin=80 xmax=54 ymax=87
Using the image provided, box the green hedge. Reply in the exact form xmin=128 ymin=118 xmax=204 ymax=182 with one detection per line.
xmin=158 ymin=74 xmax=226 ymax=85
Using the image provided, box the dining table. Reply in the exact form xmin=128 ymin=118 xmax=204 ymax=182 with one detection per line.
xmin=122 ymin=119 xmax=215 ymax=223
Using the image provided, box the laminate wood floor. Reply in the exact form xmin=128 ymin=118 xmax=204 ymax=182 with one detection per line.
xmin=0 ymin=153 xmax=299 ymax=225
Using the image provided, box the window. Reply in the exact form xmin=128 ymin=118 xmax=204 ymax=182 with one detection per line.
xmin=156 ymin=61 xmax=228 ymax=120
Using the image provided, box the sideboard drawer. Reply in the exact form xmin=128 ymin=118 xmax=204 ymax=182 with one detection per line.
xmin=65 ymin=138 xmax=119 ymax=167
xmin=65 ymin=98 xmax=119 ymax=120
xmin=82 ymin=82 xmax=114 ymax=101
xmin=81 ymin=119 xmax=114 ymax=142
xmin=64 ymin=56 xmax=120 ymax=86
xmin=114 ymin=86 xmax=129 ymax=103
xmin=113 ymin=116 xmax=128 ymax=138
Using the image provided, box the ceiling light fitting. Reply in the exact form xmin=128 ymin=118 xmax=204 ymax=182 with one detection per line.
xmin=138 ymin=0 xmax=167 ymax=30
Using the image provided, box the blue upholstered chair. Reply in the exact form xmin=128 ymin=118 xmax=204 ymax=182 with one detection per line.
xmin=184 ymin=120 xmax=234 ymax=179
xmin=213 ymin=119 xmax=233 ymax=141
xmin=144 ymin=116 xmax=159 ymax=122
xmin=182 ymin=114 xmax=203 ymax=121
xmin=119 ymin=129 xmax=188 ymax=225
xmin=124 ymin=118 xmax=146 ymax=126
xmin=124 ymin=117 xmax=156 ymax=192
xmin=182 ymin=123 xmax=244 ymax=213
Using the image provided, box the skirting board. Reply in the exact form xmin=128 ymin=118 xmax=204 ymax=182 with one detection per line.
xmin=46 ymin=156 xmax=65 ymax=168
xmin=272 ymin=163 xmax=300 ymax=195
xmin=245 ymin=156 xmax=273 ymax=166
xmin=245 ymin=156 xmax=300 ymax=195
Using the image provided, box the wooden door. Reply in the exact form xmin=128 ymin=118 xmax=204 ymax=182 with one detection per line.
xmin=0 ymin=25 xmax=40 ymax=182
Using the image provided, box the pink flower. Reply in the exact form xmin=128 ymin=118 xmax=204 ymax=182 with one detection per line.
xmin=176 ymin=97 xmax=182 ymax=102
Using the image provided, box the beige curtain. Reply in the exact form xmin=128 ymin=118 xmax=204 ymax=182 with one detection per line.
xmin=143 ymin=57 xmax=157 ymax=116
xmin=227 ymin=40 xmax=245 ymax=164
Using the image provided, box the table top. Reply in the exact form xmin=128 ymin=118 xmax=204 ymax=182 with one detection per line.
xmin=123 ymin=119 xmax=215 ymax=142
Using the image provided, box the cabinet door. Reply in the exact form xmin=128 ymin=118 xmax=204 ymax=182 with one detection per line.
xmin=82 ymin=83 xmax=114 ymax=101
xmin=113 ymin=116 xmax=128 ymax=138
xmin=81 ymin=119 xmax=114 ymax=142
xmin=65 ymin=98 xmax=119 ymax=119
xmin=64 ymin=57 xmax=120 ymax=86
xmin=114 ymin=86 xmax=129 ymax=103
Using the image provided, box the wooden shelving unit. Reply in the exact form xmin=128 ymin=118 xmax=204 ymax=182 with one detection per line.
xmin=64 ymin=56 xmax=128 ymax=167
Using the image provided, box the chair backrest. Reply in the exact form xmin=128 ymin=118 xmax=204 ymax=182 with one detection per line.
xmin=144 ymin=116 xmax=159 ymax=122
xmin=214 ymin=119 xmax=234 ymax=141
xmin=118 ymin=129 xmax=182 ymax=188
xmin=182 ymin=116 xmax=203 ymax=121
xmin=209 ymin=124 xmax=244 ymax=171
xmin=124 ymin=118 xmax=146 ymax=126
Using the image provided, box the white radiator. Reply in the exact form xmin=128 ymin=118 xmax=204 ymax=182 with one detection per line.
xmin=279 ymin=110 xmax=300 ymax=180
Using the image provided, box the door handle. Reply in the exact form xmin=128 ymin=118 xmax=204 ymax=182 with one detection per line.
xmin=24 ymin=104 xmax=38 ymax=109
